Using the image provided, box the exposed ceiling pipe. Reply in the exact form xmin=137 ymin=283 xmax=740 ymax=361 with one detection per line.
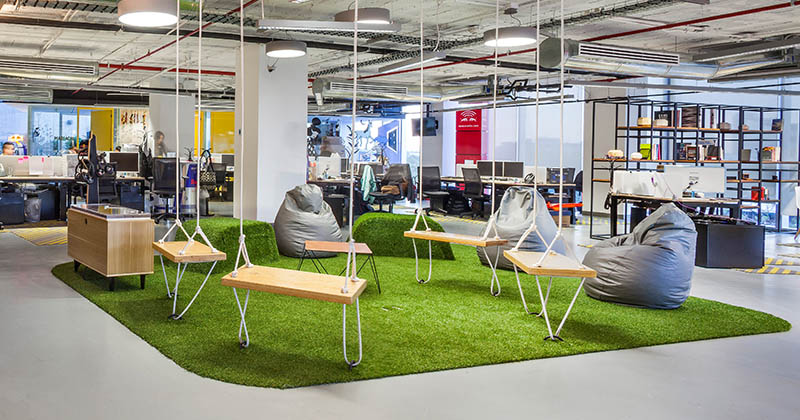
xmin=312 ymin=78 xmax=486 ymax=103
xmin=99 ymin=63 xmax=235 ymax=77
xmin=361 ymin=1 xmax=800 ymax=81
xmin=74 ymin=0 xmax=260 ymax=93
xmin=568 ymin=79 xmax=800 ymax=96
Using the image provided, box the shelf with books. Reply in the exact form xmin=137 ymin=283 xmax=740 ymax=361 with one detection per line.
xmin=590 ymin=97 xmax=799 ymax=237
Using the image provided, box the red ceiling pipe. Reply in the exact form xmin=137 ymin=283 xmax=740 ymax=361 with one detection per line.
xmin=361 ymin=1 xmax=799 ymax=81
xmin=75 ymin=0 xmax=260 ymax=94
xmin=99 ymin=63 xmax=235 ymax=76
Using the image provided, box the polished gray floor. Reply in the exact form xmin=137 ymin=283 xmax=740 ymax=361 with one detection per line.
xmin=1 ymin=218 xmax=799 ymax=420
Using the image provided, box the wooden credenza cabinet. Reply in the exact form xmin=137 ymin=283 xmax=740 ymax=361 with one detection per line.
xmin=68 ymin=204 xmax=154 ymax=291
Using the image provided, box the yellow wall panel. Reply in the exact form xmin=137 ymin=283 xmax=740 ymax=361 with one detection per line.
xmin=209 ymin=112 xmax=235 ymax=153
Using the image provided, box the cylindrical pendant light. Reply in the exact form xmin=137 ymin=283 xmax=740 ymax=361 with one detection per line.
xmin=265 ymin=40 xmax=307 ymax=58
xmin=483 ymin=26 xmax=537 ymax=47
xmin=118 ymin=0 xmax=178 ymax=28
xmin=334 ymin=7 xmax=391 ymax=24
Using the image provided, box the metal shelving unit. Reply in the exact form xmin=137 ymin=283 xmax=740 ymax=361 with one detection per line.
xmin=588 ymin=98 xmax=800 ymax=240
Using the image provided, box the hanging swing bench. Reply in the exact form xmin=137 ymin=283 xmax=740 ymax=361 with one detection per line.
xmin=218 ymin=0 xmax=366 ymax=369
xmin=502 ymin=0 xmax=597 ymax=342
xmin=403 ymin=222 xmax=508 ymax=296
xmin=151 ymin=0 xmax=226 ymax=321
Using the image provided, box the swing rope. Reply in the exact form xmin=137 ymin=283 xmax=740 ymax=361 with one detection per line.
xmin=341 ymin=0 xmax=363 ymax=369
xmin=532 ymin=0 xmax=582 ymax=266
xmin=158 ymin=0 xmax=192 ymax=246
xmin=179 ymin=0 xmax=219 ymax=255
xmin=232 ymin=0 xmax=253 ymax=277
xmin=342 ymin=1 xmax=361 ymax=294
xmin=480 ymin=0 xmax=501 ymax=242
xmin=410 ymin=0 xmax=429 ymax=233
xmin=512 ymin=0 xmax=542 ymax=251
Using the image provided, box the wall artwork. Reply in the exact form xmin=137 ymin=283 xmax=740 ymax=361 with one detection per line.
xmin=387 ymin=127 xmax=398 ymax=152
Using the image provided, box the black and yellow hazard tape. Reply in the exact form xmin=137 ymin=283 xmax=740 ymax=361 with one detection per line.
xmin=11 ymin=227 xmax=68 ymax=246
xmin=736 ymin=266 xmax=800 ymax=275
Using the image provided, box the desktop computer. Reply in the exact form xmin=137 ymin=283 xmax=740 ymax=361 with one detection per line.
xmin=109 ymin=152 xmax=139 ymax=177
xmin=503 ymin=161 xmax=524 ymax=178
xmin=477 ymin=161 xmax=502 ymax=178
xmin=546 ymin=167 xmax=576 ymax=184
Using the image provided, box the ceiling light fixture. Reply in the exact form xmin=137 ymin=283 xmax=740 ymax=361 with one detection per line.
xmin=379 ymin=51 xmax=447 ymax=73
xmin=483 ymin=26 xmax=538 ymax=48
xmin=117 ymin=0 xmax=178 ymax=28
xmin=265 ymin=40 xmax=307 ymax=58
xmin=334 ymin=7 xmax=391 ymax=25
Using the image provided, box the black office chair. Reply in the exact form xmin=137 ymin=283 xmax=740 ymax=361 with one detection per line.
xmin=151 ymin=158 xmax=179 ymax=223
xmin=462 ymin=167 xmax=491 ymax=219
xmin=421 ymin=166 xmax=450 ymax=215
xmin=369 ymin=163 xmax=411 ymax=213
xmin=97 ymin=175 xmax=117 ymax=204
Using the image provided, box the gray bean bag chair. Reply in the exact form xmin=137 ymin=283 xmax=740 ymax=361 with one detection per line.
xmin=274 ymin=184 xmax=343 ymax=258
xmin=582 ymin=203 xmax=696 ymax=309
xmin=478 ymin=186 xmax=566 ymax=270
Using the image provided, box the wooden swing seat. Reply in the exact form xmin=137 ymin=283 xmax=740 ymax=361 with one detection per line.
xmin=153 ymin=241 xmax=227 ymax=264
xmin=504 ymin=250 xmax=597 ymax=278
xmin=404 ymin=230 xmax=508 ymax=247
xmin=221 ymin=265 xmax=366 ymax=305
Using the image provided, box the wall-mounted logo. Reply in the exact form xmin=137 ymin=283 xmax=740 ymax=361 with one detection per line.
xmin=459 ymin=110 xmax=478 ymax=122
xmin=456 ymin=109 xmax=482 ymax=131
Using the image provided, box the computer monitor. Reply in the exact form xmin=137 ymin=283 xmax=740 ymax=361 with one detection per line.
xmin=503 ymin=161 xmax=524 ymax=178
xmin=221 ymin=154 xmax=235 ymax=166
xmin=356 ymin=162 xmax=383 ymax=177
xmin=546 ymin=167 xmax=576 ymax=184
xmin=663 ymin=166 xmax=725 ymax=194
xmin=411 ymin=117 xmax=438 ymax=136
xmin=369 ymin=163 xmax=384 ymax=176
xmin=477 ymin=161 xmax=501 ymax=177
xmin=108 ymin=152 xmax=139 ymax=173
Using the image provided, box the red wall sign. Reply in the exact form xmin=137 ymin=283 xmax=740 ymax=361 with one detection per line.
xmin=456 ymin=109 xmax=482 ymax=131
xmin=455 ymin=109 xmax=487 ymax=165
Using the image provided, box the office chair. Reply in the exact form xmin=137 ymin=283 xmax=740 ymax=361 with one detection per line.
xmin=421 ymin=166 xmax=450 ymax=215
xmin=462 ymin=167 xmax=491 ymax=219
xmin=97 ymin=175 xmax=118 ymax=204
xmin=369 ymin=163 xmax=411 ymax=213
xmin=151 ymin=158 xmax=179 ymax=223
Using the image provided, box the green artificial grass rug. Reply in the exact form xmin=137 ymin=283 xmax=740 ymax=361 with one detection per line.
xmin=52 ymin=245 xmax=790 ymax=389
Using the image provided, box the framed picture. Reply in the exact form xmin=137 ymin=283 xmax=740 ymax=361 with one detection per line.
xmin=387 ymin=127 xmax=398 ymax=152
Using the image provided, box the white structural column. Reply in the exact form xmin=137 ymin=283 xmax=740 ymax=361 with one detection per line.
xmin=234 ymin=43 xmax=308 ymax=222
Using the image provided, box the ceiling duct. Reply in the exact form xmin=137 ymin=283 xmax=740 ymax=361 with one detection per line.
xmin=0 ymin=85 xmax=53 ymax=103
xmin=312 ymin=78 xmax=485 ymax=104
xmin=540 ymin=38 xmax=783 ymax=80
xmin=0 ymin=56 xmax=98 ymax=82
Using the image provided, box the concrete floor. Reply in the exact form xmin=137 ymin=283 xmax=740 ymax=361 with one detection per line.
xmin=1 ymin=217 xmax=799 ymax=420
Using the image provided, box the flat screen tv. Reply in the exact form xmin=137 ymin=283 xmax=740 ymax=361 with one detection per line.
xmin=411 ymin=117 xmax=438 ymax=136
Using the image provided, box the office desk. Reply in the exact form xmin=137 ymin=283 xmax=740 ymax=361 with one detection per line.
xmin=440 ymin=177 xmax=578 ymax=222
xmin=607 ymin=193 xmax=740 ymax=237
xmin=440 ymin=176 xmax=575 ymax=190
xmin=0 ymin=176 xmax=147 ymax=220
xmin=1 ymin=176 xmax=75 ymax=220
